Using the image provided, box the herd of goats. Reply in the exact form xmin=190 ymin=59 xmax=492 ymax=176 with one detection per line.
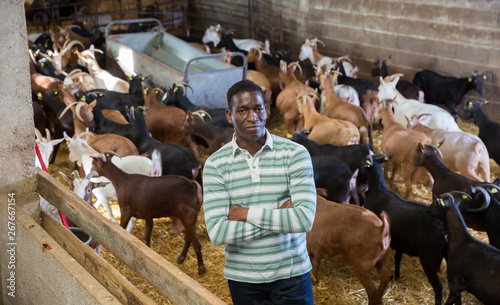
xmin=28 ymin=18 xmax=500 ymax=305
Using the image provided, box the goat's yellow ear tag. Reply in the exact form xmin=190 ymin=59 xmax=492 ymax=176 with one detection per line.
xmin=462 ymin=195 xmax=468 ymax=199
xmin=37 ymin=92 xmax=42 ymax=99
xmin=154 ymin=90 xmax=158 ymax=94
xmin=142 ymin=110 xmax=146 ymax=115
xmin=366 ymin=159 xmax=372 ymax=166
xmin=139 ymin=23 xmax=143 ymax=27
xmin=286 ymin=133 xmax=292 ymax=139
xmin=81 ymin=96 xmax=86 ymax=101
xmin=65 ymin=35 xmax=69 ymax=39
xmin=254 ymin=50 xmax=257 ymax=54
xmin=174 ymin=87 xmax=178 ymax=93
xmin=73 ymin=50 xmax=78 ymax=54
xmin=128 ymin=76 xmax=132 ymax=81
xmin=54 ymin=91 xmax=58 ymax=95
xmin=483 ymin=75 xmax=487 ymax=80
xmin=143 ymin=89 xmax=147 ymax=95
xmin=468 ymin=77 xmax=472 ymax=82
xmin=141 ymin=76 xmax=145 ymax=81
xmin=492 ymin=188 xmax=498 ymax=194
xmin=44 ymin=44 xmax=48 ymax=48
xmin=189 ymin=114 xmax=194 ymax=119
xmin=40 ymin=62 xmax=45 ymax=67
xmin=436 ymin=143 xmax=441 ymax=148
xmin=99 ymin=94 xmax=103 ymax=97
xmin=420 ymin=146 xmax=424 ymax=152
xmin=385 ymin=59 xmax=390 ymax=64
xmin=231 ymin=31 xmax=234 ymax=35
xmin=66 ymin=141 xmax=71 ymax=146
xmin=83 ymin=20 xmax=87 ymax=25
xmin=439 ymin=198 xmax=445 ymax=206
xmin=467 ymin=101 xmax=473 ymax=108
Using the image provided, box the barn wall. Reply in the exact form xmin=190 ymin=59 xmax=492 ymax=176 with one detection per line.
xmin=189 ymin=0 xmax=500 ymax=113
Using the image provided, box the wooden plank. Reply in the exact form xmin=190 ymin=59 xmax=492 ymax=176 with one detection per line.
xmin=37 ymin=169 xmax=225 ymax=305
xmin=41 ymin=209 xmax=156 ymax=305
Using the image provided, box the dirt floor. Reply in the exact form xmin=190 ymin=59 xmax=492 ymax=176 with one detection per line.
xmin=48 ymin=114 xmax=495 ymax=305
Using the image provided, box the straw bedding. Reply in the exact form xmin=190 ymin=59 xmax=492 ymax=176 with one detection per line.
xmin=50 ymin=114 xmax=493 ymax=304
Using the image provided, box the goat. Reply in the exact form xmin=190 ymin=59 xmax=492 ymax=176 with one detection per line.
xmin=379 ymin=100 xmax=431 ymax=197
xmin=460 ymin=185 xmax=500 ymax=249
xmin=35 ymin=128 xmax=64 ymax=168
xmin=371 ymin=56 xmax=424 ymax=102
xmin=77 ymin=46 xmax=130 ymax=93
xmin=408 ymin=116 xmax=490 ymax=182
xmin=428 ymin=192 xmax=500 ymax=305
xmin=162 ymin=83 xmax=231 ymax=128
xmin=312 ymin=156 xmax=359 ymax=204
xmin=378 ymin=76 xmax=461 ymax=132
xmin=463 ymin=100 xmax=500 ymax=166
xmin=246 ymin=48 xmax=282 ymax=98
xmin=202 ymin=24 xmax=267 ymax=53
xmin=360 ymin=154 xmax=446 ymax=305
xmin=413 ymin=69 xmax=489 ymax=118
xmin=182 ymin=111 xmax=234 ymax=155
xmin=307 ymin=196 xmax=390 ymax=305
xmin=297 ymin=94 xmax=360 ymax=146
xmin=59 ymin=170 xmax=107 ymax=254
xmin=320 ymin=73 xmax=371 ymax=145
xmin=276 ymin=61 xmax=320 ymax=134
xmin=91 ymin=153 xmax=206 ymax=275
xmin=143 ymin=88 xmax=199 ymax=160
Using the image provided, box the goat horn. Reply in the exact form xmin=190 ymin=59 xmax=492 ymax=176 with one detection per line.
xmin=313 ymin=38 xmax=326 ymax=48
xmin=28 ymin=49 xmax=37 ymax=64
xmin=45 ymin=128 xmax=51 ymax=141
xmin=86 ymin=171 xmax=99 ymax=180
xmin=429 ymin=144 xmax=443 ymax=160
xmin=58 ymin=171 xmax=72 ymax=184
xmin=176 ymin=82 xmax=194 ymax=95
xmin=255 ymin=48 xmax=262 ymax=60
xmin=102 ymin=150 xmax=118 ymax=158
xmin=62 ymin=40 xmax=84 ymax=54
xmin=75 ymin=102 xmax=87 ymax=122
xmin=417 ymin=113 xmax=432 ymax=120
xmin=59 ymin=102 xmax=79 ymax=119
xmin=67 ymin=69 xmax=83 ymax=77
xmin=466 ymin=186 xmax=490 ymax=212
xmin=77 ymin=131 xmax=95 ymax=140
xmin=287 ymin=62 xmax=303 ymax=75
xmin=337 ymin=55 xmax=351 ymax=62
xmin=438 ymin=193 xmax=455 ymax=206
xmin=34 ymin=128 xmax=43 ymax=142
xmin=71 ymin=169 xmax=81 ymax=180
xmin=192 ymin=110 xmax=213 ymax=120
xmin=447 ymin=191 xmax=473 ymax=200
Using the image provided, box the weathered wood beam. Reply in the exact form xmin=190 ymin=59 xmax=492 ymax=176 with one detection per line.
xmin=37 ymin=169 xmax=225 ymax=305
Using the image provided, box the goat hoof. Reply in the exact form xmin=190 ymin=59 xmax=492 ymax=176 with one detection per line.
xmin=198 ymin=266 xmax=206 ymax=275
xmin=176 ymin=256 xmax=186 ymax=264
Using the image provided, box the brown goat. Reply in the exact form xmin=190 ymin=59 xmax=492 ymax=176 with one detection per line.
xmin=297 ymin=94 xmax=360 ymax=146
xmin=182 ymin=111 xmax=234 ymax=154
xmin=91 ymin=153 xmax=205 ymax=275
xmin=143 ymin=89 xmax=199 ymax=160
xmin=247 ymin=48 xmax=282 ymax=98
xmin=307 ymin=196 xmax=391 ymax=305
xmin=321 ymin=73 xmax=372 ymax=145
xmin=380 ymin=101 xmax=432 ymax=197
xmin=276 ymin=61 xmax=319 ymax=134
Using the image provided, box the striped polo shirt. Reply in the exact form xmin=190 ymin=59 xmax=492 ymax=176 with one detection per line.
xmin=202 ymin=129 xmax=317 ymax=283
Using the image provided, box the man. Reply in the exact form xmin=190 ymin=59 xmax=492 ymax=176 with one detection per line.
xmin=202 ymin=79 xmax=317 ymax=305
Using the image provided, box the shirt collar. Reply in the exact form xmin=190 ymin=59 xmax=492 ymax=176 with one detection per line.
xmin=231 ymin=129 xmax=274 ymax=156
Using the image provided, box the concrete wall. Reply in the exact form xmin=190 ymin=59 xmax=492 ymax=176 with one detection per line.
xmin=189 ymin=0 xmax=500 ymax=116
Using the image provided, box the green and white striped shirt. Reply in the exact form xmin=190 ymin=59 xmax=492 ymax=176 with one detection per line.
xmin=202 ymin=129 xmax=317 ymax=283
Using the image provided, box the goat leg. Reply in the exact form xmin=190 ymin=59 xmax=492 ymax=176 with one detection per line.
xmin=393 ymin=251 xmax=403 ymax=280
xmin=353 ymin=264 xmax=379 ymax=305
xmin=144 ymin=218 xmax=154 ymax=247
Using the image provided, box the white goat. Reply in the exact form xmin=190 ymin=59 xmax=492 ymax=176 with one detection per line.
xmin=77 ymin=45 xmax=130 ymax=93
xmin=35 ymin=128 xmax=64 ymax=169
xmin=378 ymin=76 xmax=461 ymax=132
xmin=63 ymin=132 xmax=159 ymax=232
xmin=202 ymin=24 xmax=270 ymax=53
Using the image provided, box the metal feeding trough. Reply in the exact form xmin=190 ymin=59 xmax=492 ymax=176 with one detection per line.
xmin=69 ymin=227 xmax=91 ymax=245
xmin=105 ymin=18 xmax=247 ymax=109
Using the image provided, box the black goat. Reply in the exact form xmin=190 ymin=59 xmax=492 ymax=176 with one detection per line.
xmin=463 ymin=100 xmax=500 ymax=166
xmin=312 ymin=156 xmax=358 ymax=204
xmin=126 ymin=106 xmax=201 ymax=181
xmin=90 ymin=100 xmax=133 ymax=137
xmin=428 ymin=192 xmax=500 ymax=305
xmin=161 ymin=83 xmax=231 ymax=128
xmin=413 ymin=70 xmax=488 ymax=118
xmin=460 ymin=185 xmax=500 ymax=249
xmin=413 ymin=143 xmax=485 ymax=198
xmin=361 ymin=153 xmax=446 ymax=305
xmin=83 ymin=75 xmax=146 ymax=117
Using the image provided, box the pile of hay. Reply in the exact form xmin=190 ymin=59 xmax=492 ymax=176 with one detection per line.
xmin=50 ymin=115 xmax=493 ymax=304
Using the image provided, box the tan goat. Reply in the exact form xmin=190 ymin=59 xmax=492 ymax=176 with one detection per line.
xmin=297 ymin=94 xmax=360 ymax=145
xmin=321 ymin=73 xmax=372 ymax=145
xmin=380 ymin=101 xmax=431 ymax=197
xmin=276 ymin=61 xmax=319 ymax=134
xmin=307 ymin=196 xmax=391 ymax=305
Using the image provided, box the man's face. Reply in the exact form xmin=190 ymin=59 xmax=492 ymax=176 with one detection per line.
xmin=226 ymin=91 xmax=267 ymax=146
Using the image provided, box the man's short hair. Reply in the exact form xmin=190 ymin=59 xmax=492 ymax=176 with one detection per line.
xmin=226 ymin=80 xmax=264 ymax=109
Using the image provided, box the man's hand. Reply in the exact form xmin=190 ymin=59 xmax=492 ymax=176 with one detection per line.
xmin=280 ymin=199 xmax=293 ymax=209
xmin=228 ymin=205 xmax=249 ymax=221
